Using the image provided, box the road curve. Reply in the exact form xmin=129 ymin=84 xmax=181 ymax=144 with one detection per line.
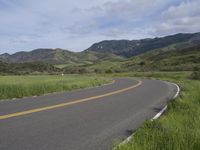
xmin=0 ymin=78 xmax=177 ymax=150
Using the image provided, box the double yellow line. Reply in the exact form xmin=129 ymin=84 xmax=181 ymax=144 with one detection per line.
xmin=0 ymin=80 xmax=142 ymax=120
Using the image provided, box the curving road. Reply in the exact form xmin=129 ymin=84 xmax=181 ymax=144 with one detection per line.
xmin=0 ymin=78 xmax=177 ymax=150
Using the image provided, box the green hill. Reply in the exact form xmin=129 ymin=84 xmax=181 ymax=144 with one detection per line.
xmin=65 ymin=44 xmax=200 ymax=73
xmin=86 ymin=32 xmax=200 ymax=57
xmin=1 ymin=32 xmax=199 ymax=64
xmin=0 ymin=61 xmax=59 ymax=75
xmin=121 ymin=44 xmax=200 ymax=71
xmin=0 ymin=48 xmax=123 ymax=64
xmin=0 ymin=32 xmax=200 ymax=74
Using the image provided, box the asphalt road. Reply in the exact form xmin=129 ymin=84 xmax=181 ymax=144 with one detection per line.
xmin=0 ymin=78 xmax=177 ymax=150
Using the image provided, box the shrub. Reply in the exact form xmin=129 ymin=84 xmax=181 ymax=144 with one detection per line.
xmin=189 ymin=71 xmax=200 ymax=80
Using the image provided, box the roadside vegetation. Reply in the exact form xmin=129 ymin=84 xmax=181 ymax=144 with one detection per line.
xmin=0 ymin=61 xmax=60 ymax=75
xmin=0 ymin=75 xmax=111 ymax=100
xmin=113 ymin=71 xmax=200 ymax=150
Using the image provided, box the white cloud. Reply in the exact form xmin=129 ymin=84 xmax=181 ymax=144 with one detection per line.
xmin=162 ymin=0 xmax=200 ymax=19
xmin=0 ymin=0 xmax=199 ymax=53
xmin=153 ymin=0 xmax=200 ymax=35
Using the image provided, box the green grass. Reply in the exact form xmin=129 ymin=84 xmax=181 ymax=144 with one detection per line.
xmin=0 ymin=75 xmax=111 ymax=100
xmin=113 ymin=71 xmax=200 ymax=150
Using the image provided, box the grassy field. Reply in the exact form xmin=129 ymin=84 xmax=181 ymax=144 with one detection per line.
xmin=113 ymin=71 xmax=200 ymax=150
xmin=0 ymin=75 xmax=111 ymax=100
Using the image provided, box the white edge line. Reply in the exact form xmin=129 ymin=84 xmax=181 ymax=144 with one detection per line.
xmin=172 ymin=83 xmax=180 ymax=99
xmin=151 ymin=82 xmax=180 ymax=120
xmin=114 ymin=81 xmax=180 ymax=149
xmin=151 ymin=105 xmax=168 ymax=120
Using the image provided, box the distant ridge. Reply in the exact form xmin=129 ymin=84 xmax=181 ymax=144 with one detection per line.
xmin=86 ymin=32 xmax=200 ymax=57
xmin=0 ymin=32 xmax=200 ymax=64
xmin=0 ymin=48 xmax=123 ymax=64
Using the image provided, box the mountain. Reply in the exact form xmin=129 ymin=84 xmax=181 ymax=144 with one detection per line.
xmin=0 ymin=48 xmax=79 ymax=64
xmin=122 ymin=44 xmax=200 ymax=71
xmin=0 ymin=48 xmax=123 ymax=64
xmin=0 ymin=32 xmax=200 ymax=65
xmin=86 ymin=32 xmax=200 ymax=57
xmin=66 ymin=43 xmax=200 ymax=73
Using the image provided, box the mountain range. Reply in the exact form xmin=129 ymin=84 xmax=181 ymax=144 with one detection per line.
xmin=88 ymin=32 xmax=200 ymax=55
xmin=0 ymin=32 xmax=200 ymax=72
xmin=0 ymin=48 xmax=123 ymax=64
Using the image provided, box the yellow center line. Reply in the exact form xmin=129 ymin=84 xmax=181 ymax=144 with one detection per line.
xmin=0 ymin=80 xmax=142 ymax=120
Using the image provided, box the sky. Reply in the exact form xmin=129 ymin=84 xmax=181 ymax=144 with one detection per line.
xmin=0 ymin=0 xmax=200 ymax=54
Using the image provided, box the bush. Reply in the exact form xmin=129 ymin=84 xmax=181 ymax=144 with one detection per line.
xmin=189 ymin=71 xmax=200 ymax=80
xmin=139 ymin=61 xmax=146 ymax=66
xmin=105 ymin=69 xmax=113 ymax=74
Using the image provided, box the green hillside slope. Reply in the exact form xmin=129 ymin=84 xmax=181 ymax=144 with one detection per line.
xmin=0 ymin=48 xmax=123 ymax=64
xmin=64 ymin=44 xmax=200 ymax=73
xmin=123 ymin=44 xmax=200 ymax=71
xmin=86 ymin=32 xmax=200 ymax=57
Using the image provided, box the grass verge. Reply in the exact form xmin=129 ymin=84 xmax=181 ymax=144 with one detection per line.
xmin=0 ymin=75 xmax=111 ymax=100
xmin=113 ymin=71 xmax=200 ymax=150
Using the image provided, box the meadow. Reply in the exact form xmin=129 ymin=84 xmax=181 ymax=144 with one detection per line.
xmin=114 ymin=71 xmax=200 ymax=150
xmin=0 ymin=75 xmax=111 ymax=100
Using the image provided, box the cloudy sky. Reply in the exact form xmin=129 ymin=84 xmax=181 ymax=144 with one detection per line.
xmin=0 ymin=0 xmax=200 ymax=53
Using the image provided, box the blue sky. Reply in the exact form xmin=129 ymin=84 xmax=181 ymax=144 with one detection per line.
xmin=0 ymin=0 xmax=200 ymax=53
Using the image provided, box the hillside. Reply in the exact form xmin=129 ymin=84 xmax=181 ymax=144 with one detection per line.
xmin=0 ymin=32 xmax=200 ymax=74
xmin=63 ymin=44 xmax=200 ymax=73
xmin=122 ymin=44 xmax=200 ymax=71
xmin=0 ymin=61 xmax=59 ymax=75
xmin=1 ymin=32 xmax=200 ymax=64
xmin=0 ymin=48 xmax=83 ymax=64
xmin=0 ymin=48 xmax=123 ymax=64
xmin=86 ymin=32 xmax=200 ymax=57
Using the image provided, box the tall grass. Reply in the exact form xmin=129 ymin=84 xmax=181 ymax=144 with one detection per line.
xmin=0 ymin=75 xmax=111 ymax=100
xmin=114 ymin=72 xmax=200 ymax=150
